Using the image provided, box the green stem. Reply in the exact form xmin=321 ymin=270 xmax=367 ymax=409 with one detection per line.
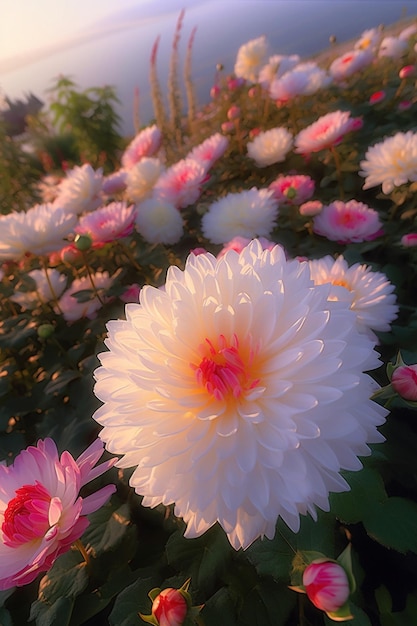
xmin=330 ymin=145 xmax=344 ymax=198
xmin=74 ymin=539 xmax=90 ymax=566
xmin=81 ymin=253 xmax=105 ymax=305
xmin=41 ymin=258 xmax=63 ymax=314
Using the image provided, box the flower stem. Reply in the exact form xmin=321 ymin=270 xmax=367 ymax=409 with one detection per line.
xmin=41 ymin=258 xmax=63 ymax=314
xmin=74 ymin=539 xmax=90 ymax=566
xmin=81 ymin=253 xmax=105 ymax=305
xmin=330 ymin=145 xmax=344 ymax=198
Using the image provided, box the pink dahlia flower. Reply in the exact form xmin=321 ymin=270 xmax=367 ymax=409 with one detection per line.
xmin=186 ymin=133 xmax=229 ymax=171
xmin=329 ymin=48 xmax=374 ymax=81
xmin=75 ymin=202 xmax=137 ymax=247
xmin=153 ymin=158 xmax=208 ymax=210
xmin=401 ymin=233 xmax=417 ymax=247
xmin=295 ymin=111 xmax=361 ymax=155
xmin=269 ymin=174 xmax=315 ymax=205
xmin=303 ymin=560 xmax=350 ymax=614
xmin=121 ymin=125 xmax=162 ymax=170
xmin=217 ymin=235 xmax=276 ymax=258
xmin=0 ymin=438 xmax=115 ymax=589
xmin=312 ymin=200 xmax=383 ymax=244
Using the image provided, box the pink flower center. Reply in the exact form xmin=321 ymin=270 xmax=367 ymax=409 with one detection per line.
xmin=2 ymin=482 xmax=58 ymax=547
xmin=336 ymin=209 xmax=366 ymax=229
xmin=192 ymin=334 xmax=259 ymax=401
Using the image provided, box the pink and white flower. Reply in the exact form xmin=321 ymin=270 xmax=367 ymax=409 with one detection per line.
xmin=153 ymin=158 xmax=208 ymax=210
xmin=247 ymin=127 xmax=293 ymax=167
xmin=201 ymin=188 xmax=279 ymax=244
xmin=92 ymin=240 xmax=387 ymax=550
xmin=102 ymin=170 xmax=128 ymax=196
xmin=269 ymin=62 xmax=331 ymax=102
xmin=308 ymin=255 xmax=398 ymax=339
xmin=56 ymin=272 xmax=115 ymax=322
xmin=217 ymin=235 xmax=276 ymax=258
xmin=75 ymin=202 xmax=137 ymax=247
xmin=269 ymin=174 xmax=315 ymax=205
xmin=359 ymin=131 xmax=417 ymax=194
xmin=54 ymin=164 xmax=103 ymax=215
xmin=121 ymin=125 xmax=162 ymax=170
xmin=135 ymin=197 xmax=184 ymax=245
xmin=401 ymin=233 xmax=417 ymax=247
xmin=295 ymin=111 xmax=361 ymax=155
xmin=0 ymin=438 xmax=115 ymax=589
xmin=312 ymin=200 xmax=383 ymax=244
xmin=186 ymin=133 xmax=229 ymax=171
xmin=234 ymin=36 xmax=268 ymax=83
xmin=329 ymin=48 xmax=374 ymax=81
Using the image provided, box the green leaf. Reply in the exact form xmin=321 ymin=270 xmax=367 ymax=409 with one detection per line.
xmin=82 ymin=501 xmax=136 ymax=558
xmin=109 ymin=575 xmax=161 ymax=626
xmin=237 ymin=578 xmax=295 ymax=626
xmin=324 ymin=602 xmax=372 ymax=625
xmin=201 ymin=587 xmax=237 ymax=626
xmin=363 ymin=497 xmax=417 ymax=553
xmin=329 ymin=467 xmax=387 ymax=523
xmin=44 ymin=369 xmax=81 ymax=395
xmin=0 ymin=607 xmax=13 ymax=626
xmin=166 ymin=525 xmax=232 ymax=591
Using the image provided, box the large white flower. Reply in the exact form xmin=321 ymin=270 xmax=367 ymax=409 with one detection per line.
xmin=93 ymin=241 xmax=387 ymax=550
xmin=359 ymin=131 xmax=417 ymax=194
xmin=234 ymin=36 xmax=268 ymax=83
xmin=201 ymin=188 xmax=279 ymax=244
xmin=0 ymin=205 xmax=77 ymax=261
xmin=308 ymin=255 xmax=398 ymax=340
xmin=247 ymin=127 xmax=293 ymax=167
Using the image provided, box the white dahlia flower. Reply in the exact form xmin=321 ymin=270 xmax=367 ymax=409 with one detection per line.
xmin=201 ymin=188 xmax=279 ymax=244
xmin=54 ymin=164 xmax=103 ymax=215
xmin=93 ymin=240 xmax=387 ymax=550
xmin=259 ymin=54 xmax=301 ymax=88
xmin=269 ymin=62 xmax=331 ymax=102
xmin=378 ymin=36 xmax=407 ymax=59
xmin=308 ymin=255 xmax=398 ymax=340
xmin=0 ymin=205 xmax=77 ymax=261
xmin=234 ymin=36 xmax=268 ymax=83
xmin=359 ymin=131 xmax=417 ymax=194
xmin=247 ymin=127 xmax=293 ymax=167
xmin=135 ymin=197 xmax=184 ymax=245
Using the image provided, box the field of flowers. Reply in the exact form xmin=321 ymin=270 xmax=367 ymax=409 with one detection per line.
xmin=1 ymin=12 xmax=417 ymax=626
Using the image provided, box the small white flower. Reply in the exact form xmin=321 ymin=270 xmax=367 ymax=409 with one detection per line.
xmin=247 ymin=127 xmax=293 ymax=167
xmin=202 ymin=188 xmax=279 ymax=244
xmin=135 ymin=197 xmax=184 ymax=245
xmin=54 ymin=164 xmax=103 ymax=215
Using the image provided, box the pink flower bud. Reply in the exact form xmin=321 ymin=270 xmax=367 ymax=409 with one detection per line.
xmin=391 ymin=364 xmax=417 ymax=401
xmin=303 ymin=560 xmax=350 ymax=614
xmin=299 ymin=200 xmax=323 ymax=216
xmin=369 ymin=90 xmax=386 ymax=104
xmin=210 ymin=84 xmax=220 ymax=99
xmin=401 ymin=233 xmax=417 ymax=246
xmin=227 ymin=76 xmax=245 ymax=91
xmin=248 ymin=86 xmax=257 ymax=98
xmin=398 ymin=100 xmax=412 ymax=111
xmin=61 ymin=244 xmax=82 ymax=264
xmin=249 ymin=127 xmax=261 ymax=139
xmin=152 ymin=588 xmax=188 ymax=626
xmin=399 ymin=64 xmax=415 ymax=79
xmin=221 ymin=121 xmax=235 ymax=134
xmin=227 ymin=105 xmax=241 ymax=121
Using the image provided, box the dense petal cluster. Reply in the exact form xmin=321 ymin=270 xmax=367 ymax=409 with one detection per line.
xmin=186 ymin=133 xmax=229 ymax=171
xmin=125 ymin=158 xmax=165 ymax=203
xmin=312 ymin=200 xmax=383 ymax=243
xmin=153 ymin=158 xmax=208 ymax=209
xmin=247 ymin=127 xmax=293 ymax=167
xmin=234 ymin=36 xmax=268 ymax=83
xmin=93 ymin=241 xmax=387 ymax=550
xmin=303 ymin=560 xmax=350 ymax=614
xmin=0 ymin=205 xmax=77 ymax=261
xmin=135 ymin=197 xmax=184 ymax=245
xmin=269 ymin=62 xmax=331 ymax=102
xmin=359 ymin=131 xmax=417 ymax=194
xmin=0 ymin=438 xmax=115 ymax=589
xmin=201 ymin=188 xmax=279 ymax=244
xmin=308 ymin=255 xmax=398 ymax=338
xmin=54 ymin=164 xmax=103 ymax=215
xmin=269 ymin=174 xmax=315 ymax=206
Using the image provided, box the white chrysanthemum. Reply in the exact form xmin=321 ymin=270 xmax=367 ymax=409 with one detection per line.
xmin=54 ymin=164 xmax=103 ymax=215
xmin=153 ymin=158 xmax=207 ymax=209
xmin=269 ymin=62 xmax=331 ymax=101
xmin=308 ymin=255 xmax=398 ymax=340
xmin=247 ymin=127 xmax=293 ymax=167
xmin=354 ymin=28 xmax=382 ymax=51
xmin=329 ymin=48 xmax=374 ymax=81
xmin=399 ymin=23 xmax=417 ymax=40
xmin=121 ymin=125 xmax=162 ymax=170
xmin=359 ymin=131 xmax=417 ymax=194
xmin=202 ymin=188 xmax=279 ymax=244
xmin=135 ymin=197 xmax=184 ymax=245
xmin=0 ymin=205 xmax=77 ymax=261
xmin=93 ymin=240 xmax=387 ymax=550
xmin=125 ymin=158 xmax=165 ymax=203
xmin=234 ymin=36 xmax=268 ymax=83
xmin=10 ymin=269 xmax=67 ymax=310
xmin=186 ymin=133 xmax=229 ymax=171
xmin=258 ymin=54 xmax=300 ymax=88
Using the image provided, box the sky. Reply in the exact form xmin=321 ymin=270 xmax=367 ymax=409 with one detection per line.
xmin=0 ymin=0 xmax=204 ymax=73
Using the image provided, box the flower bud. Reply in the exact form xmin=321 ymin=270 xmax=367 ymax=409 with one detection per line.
xmin=391 ymin=364 xmax=417 ymax=401
xmin=74 ymin=234 xmax=93 ymax=251
xmin=152 ymin=588 xmax=188 ymax=626
xmin=399 ymin=64 xmax=415 ymax=79
xmin=401 ymin=233 xmax=417 ymax=247
xmin=303 ymin=560 xmax=350 ymax=614
xmin=61 ymin=244 xmax=82 ymax=264
xmin=210 ymin=84 xmax=220 ymax=99
xmin=37 ymin=323 xmax=55 ymax=339
xmin=369 ymin=90 xmax=386 ymax=105
xmin=227 ymin=105 xmax=241 ymax=121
